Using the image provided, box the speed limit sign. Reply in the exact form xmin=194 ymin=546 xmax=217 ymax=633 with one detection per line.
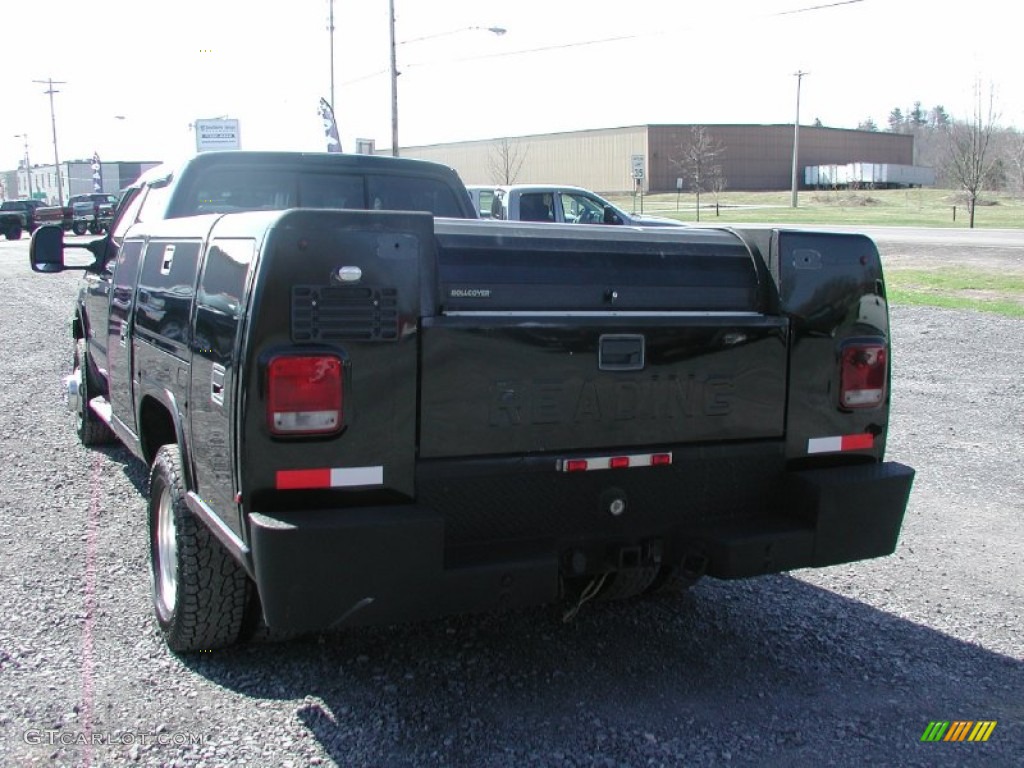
xmin=631 ymin=154 xmax=645 ymax=180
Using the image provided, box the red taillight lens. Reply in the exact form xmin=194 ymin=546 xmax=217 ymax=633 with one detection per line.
xmin=840 ymin=343 xmax=887 ymax=409
xmin=267 ymin=355 xmax=343 ymax=434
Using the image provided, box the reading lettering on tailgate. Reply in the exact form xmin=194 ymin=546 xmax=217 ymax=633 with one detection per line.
xmin=490 ymin=375 xmax=734 ymax=427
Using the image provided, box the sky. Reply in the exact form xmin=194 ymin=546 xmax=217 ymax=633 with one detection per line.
xmin=3 ymin=0 xmax=1021 ymax=170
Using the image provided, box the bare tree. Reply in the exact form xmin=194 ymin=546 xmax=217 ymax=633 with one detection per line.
xmin=673 ymin=126 xmax=726 ymax=222
xmin=487 ymin=137 xmax=527 ymax=185
xmin=944 ymin=82 xmax=1000 ymax=228
xmin=1005 ymin=128 xmax=1024 ymax=198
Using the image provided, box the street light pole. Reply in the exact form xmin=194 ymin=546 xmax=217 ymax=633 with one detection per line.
xmin=34 ymin=77 xmax=67 ymax=207
xmin=14 ymin=133 xmax=32 ymax=199
xmin=389 ymin=0 xmax=399 ymax=157
xmin=790 ymin=70 xmax=808 ymax=208
xmin=388 ymin=7 xmax=506 ymax=158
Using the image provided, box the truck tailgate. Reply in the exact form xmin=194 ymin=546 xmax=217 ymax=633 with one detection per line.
xmin=419 ymin=222 xmax=788 ymax=458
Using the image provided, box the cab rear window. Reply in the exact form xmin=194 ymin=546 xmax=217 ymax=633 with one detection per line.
xmin=170 ymin=168 xmax=463 ymax=218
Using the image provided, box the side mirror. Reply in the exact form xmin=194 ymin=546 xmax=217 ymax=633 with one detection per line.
xmin=30 ymin=224 xmax=105 ymax=273
xmin=29 ymin=225 xmax=66 ymax=272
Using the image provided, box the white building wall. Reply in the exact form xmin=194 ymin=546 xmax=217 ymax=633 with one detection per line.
xmin=400 ymin=126 xmax=649 ymax=194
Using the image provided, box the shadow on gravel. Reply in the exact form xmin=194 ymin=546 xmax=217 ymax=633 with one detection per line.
xmin=181 ymin=575 xmax=1022 ymax=767
xmin=88 ymin=442 xmax=149 ymax=495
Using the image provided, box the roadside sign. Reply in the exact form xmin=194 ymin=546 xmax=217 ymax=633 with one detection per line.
xmin=194 ymin=118 xmax=241 ymax=152
xmin=631 ymin=154 xmax=645 ymax=180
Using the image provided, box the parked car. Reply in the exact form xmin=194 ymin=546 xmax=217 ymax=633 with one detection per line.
xmin=482 ymin=184 xmax=686 ymax=226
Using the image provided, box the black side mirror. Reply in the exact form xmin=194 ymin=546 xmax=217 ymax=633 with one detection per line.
xmin=29 ymin=224 xmax=105 ymax=273
xmin=29 ymin=225 xmax=66 ymax=272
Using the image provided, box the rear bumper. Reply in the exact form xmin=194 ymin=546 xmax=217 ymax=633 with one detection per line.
xmin=248 ymin=461 xmax=914 ymax=633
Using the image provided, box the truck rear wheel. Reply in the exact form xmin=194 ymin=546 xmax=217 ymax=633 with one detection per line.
xmin=148 ymin=444 xmax=249 ymax=652
xmin=4 ymin=224 xmax=22 ymax=240
xmin=72 ymin=222 xmax=88 ymax=236
xmin=73 ymin=339 xmax=116 ymax=445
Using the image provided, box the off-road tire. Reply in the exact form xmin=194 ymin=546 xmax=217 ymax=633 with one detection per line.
xmin=72 ymin=221 xmax=88 ymax=236
xmin=4 ymin=224 xmax=22 ymax=240
xmin=74 ymin=338 xmax=116 ymax=445
xmin=149 ymin=444 xmax=250 ymax=652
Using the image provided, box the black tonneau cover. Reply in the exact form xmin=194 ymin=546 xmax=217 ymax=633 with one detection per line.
xmin=433 ymin=220 xmax=766 ymax=313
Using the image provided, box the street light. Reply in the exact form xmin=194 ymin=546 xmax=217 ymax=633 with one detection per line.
xmin=388 ymin=2 xmax=506 ymax=157
xmin=790 ymin=70 xmax=808 ymax=208
xmin=13 ymin=133 xmax=32 ymax=199
xmin=34 ymin=78 xmax=67 ymax=207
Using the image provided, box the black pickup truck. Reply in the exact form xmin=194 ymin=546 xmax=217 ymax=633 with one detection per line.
xmin=1 ymin=199 xmax=44 ymax=240
xmin=30 ymin=151 xmax=914 ymax=652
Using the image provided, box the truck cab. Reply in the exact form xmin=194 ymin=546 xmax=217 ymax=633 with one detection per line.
xmin=484 ymin=184 xmax=685 ymax=227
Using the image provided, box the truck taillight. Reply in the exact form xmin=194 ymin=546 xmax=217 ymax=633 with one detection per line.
xmin=840 ymin=342 xmax=887 ymax=409
xmin=267 ymin=355 xmax=343 ymax=435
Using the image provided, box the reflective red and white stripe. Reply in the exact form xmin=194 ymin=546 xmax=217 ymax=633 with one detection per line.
xmin=557 ymin=452 xmax=672 ymax=473
xmin=807 ymin=434 xmax=874 ymax=454
xmin=276 ymin=466 xmax=384 ymax=490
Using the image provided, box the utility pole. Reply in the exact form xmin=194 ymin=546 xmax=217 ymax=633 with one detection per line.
xmin=327 ymin=0 xmax=336 ymax=112
xmin=34 ymin=78 xmax=67 ymax=207
xmin=389 ymin=0 xmax=399 ymax=157
xmin=790 ymin=70 xmax=808 ymax=208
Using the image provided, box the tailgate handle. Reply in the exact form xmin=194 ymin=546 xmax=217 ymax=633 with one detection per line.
xmin=599 ymin=334 xmax=645 ymax=371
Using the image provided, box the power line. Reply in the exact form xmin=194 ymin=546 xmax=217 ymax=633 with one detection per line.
xmin=773 ymin=0 xmax=865 ymax=17
xmin=341 ymin=1 xmax=865 ymax=86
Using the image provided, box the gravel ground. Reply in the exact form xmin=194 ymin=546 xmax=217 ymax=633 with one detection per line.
xmin=0 ymin=234 xmax=1020 ymax=768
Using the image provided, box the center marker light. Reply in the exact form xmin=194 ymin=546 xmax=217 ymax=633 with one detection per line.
xmin=558 ymin=451 xmax=673 ymax=473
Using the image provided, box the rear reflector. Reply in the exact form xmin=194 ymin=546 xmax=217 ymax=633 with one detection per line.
xmin=807 ymin=434 xmax=874 ymax=454
xmin=267 ymin=355 xmax=343 ymax=435
xmin=276 ymin=466 xmax=384 ymax=490
xmin=840 ymin=342 xmax=887 ymax=409
xmin=558 ymin=452 xmax=672 ymax=473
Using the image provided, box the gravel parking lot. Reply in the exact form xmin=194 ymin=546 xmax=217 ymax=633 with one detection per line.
xmin=0 ymin=234 xmax=1020 ymax=767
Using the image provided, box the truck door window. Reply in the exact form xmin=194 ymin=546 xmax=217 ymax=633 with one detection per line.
xmin=560 ymin=192 xmax=606 ymax=224
xmin=520 ymin=193 xmax=554 ymax=222
xmin=476 ymin=189 xmax=495 ymax=218
xmin=110 ymin=187 xmax=145 ymax=241
xmin=136 ymin=182 xmax=172 ymax=224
